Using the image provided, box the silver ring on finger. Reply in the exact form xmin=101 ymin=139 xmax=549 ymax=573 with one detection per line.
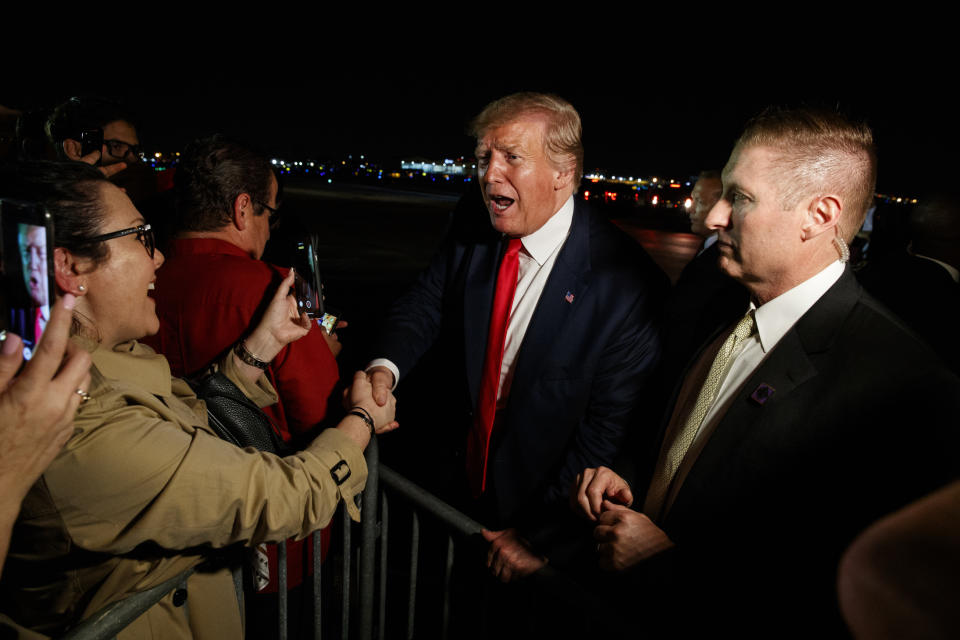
xmin=75 ymin=388 xmax=91 ymax=403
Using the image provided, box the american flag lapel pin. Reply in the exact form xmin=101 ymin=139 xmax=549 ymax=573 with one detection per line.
xmin=564 ymin=291 xmax=575 ymax=304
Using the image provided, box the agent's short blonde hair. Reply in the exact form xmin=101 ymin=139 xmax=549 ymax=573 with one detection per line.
xmin=736 ymin=108 xmax=877 ymax=242
xmin=470 ymin=92 xmax=583 ymax=184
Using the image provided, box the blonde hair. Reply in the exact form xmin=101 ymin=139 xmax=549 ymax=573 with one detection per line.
xmin=736 ymin=108 xmax=877 ymax=242
xmin=470 ymin=92 xmax=583 ymax=184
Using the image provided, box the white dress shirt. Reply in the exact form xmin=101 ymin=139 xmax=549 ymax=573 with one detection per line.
xmin=660 ymin=260 xmax=846 ymax=513
xmin=368 ymin=196 xmax=575 ymax=402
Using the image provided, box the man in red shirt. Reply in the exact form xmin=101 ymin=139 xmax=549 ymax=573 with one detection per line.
xmin=148 ymin=135 xmax=339 ymax=439
xmin=146 ymin=135 xmax=340 ymax=634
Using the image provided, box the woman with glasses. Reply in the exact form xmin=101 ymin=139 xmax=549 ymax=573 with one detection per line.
xmin=0 ymin=162 xmax=397 ymax=638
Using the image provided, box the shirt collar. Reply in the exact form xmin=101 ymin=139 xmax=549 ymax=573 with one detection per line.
xmin=519 ymin=196 xmax=574 ymax=266
xmin=169 ymin=237 xmax=250 ymax=259
xmin=753 ymin=261 xmax=845 ymax=353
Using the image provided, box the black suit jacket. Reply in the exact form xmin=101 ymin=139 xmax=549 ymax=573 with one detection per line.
xmin=619 ymin=268 xmax=960 ymax=635
xmin=375 ymin=199 xmax=667 ymax=530
xmin=857 ymin=252 xmax=960 ymax=374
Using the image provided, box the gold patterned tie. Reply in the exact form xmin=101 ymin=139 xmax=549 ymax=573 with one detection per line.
xmin=645 ymin=310 xmax=757 ymax=519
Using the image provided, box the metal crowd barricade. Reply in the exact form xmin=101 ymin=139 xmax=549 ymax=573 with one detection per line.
xmin=360 ymin=436 xmax=486 ymax=640
xmin=57 ymin=435 xmax=486 ymax=639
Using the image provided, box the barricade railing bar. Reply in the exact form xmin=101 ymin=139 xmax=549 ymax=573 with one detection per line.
xmin=56 ymin=436 xmax=489 ymax=640
xmin=59 ymin=568 xmax=196 ymax=640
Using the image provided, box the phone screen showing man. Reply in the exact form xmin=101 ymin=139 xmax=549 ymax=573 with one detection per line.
xmin=1 ymin=200 xmax=54 ymax=361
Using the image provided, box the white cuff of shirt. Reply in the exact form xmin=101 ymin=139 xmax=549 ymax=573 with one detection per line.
xmin=365 ymin=359 xmax=399 ymax=391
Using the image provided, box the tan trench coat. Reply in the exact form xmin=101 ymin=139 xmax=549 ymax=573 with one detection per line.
xmin=1 ymin=339 xmax=367 ymax=639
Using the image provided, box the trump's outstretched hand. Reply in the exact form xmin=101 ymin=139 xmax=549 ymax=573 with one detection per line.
xmin=367 ymin=366 xmax=395 ymax=407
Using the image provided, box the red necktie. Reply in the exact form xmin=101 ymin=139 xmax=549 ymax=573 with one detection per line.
xmin=467 ymin=238 xmax=522 ymax=497
xmin=34 ymin=307 xmax=44 ymax=344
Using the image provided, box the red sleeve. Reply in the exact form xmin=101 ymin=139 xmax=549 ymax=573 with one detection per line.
xmin=269 ymin=321 xmax=339 ymax=436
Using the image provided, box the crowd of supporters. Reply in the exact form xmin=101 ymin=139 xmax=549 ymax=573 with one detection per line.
xmin=0 ymin=94 xmax=957 ymax=639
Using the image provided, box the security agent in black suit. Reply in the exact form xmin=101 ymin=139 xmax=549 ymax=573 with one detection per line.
xmin=572 ymin=108 xmax=960 ymax=636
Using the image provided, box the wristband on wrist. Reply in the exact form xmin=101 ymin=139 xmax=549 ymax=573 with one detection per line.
xmin=349 ymin=406 xmax=375 ymax=435
xmin=234 ymin=341 xmax=270 ymax=370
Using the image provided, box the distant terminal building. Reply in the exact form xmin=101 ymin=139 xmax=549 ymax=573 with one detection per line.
xmin=401 ymin=158 xmax=472 ymax=176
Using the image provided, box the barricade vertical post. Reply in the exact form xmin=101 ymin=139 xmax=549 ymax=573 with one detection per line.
xmin=313 ymin=531 xmax=323 ymax=640
xmin=278 ymin=540 xmax=288 ymax=640
xmin=442 ymin=534 xmax=454 ymax=640
xmin=378 ymin=492 xmax=389 ymax=640
xmin=407 ymin=512 xmax=419 ymax=640
xmin=341 ymin=503 xmax=351 ymax=640
xmin=359 ymin=435 xmax=380 ymax=640
xmin=232 ymin=562 xmax=244 ymax=622
xmin=53 ymin=456 xmax=511 ymax=640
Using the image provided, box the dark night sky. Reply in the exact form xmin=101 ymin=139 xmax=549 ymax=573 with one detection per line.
xmin=5 ymin=45 xmax=954 ymax=197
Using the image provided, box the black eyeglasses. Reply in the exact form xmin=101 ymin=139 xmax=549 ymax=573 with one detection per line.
xmin=88 ymin=224 xmax=155 ymax=258
xmin=103 ymin=139 xmax=144 ymax=162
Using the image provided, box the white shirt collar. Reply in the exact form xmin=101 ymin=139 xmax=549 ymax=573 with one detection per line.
xmin=520 ymin=196 xmax=574 ymax=266
xmin=753 ymin=261 xmax=845 ymax=353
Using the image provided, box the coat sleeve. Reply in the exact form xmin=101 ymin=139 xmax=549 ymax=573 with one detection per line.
xmin=371 ymin=234 xmax=456 ymax=380
xmin=44 ymin=379 xmax=367 ymax=556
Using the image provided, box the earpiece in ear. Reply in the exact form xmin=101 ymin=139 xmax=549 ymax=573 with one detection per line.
xmin=833 ymin=231 xmax=850 ymax=263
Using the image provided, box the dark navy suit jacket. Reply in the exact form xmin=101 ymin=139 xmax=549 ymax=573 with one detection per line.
xmin=375 ymin=199 xmax=667 ymax=529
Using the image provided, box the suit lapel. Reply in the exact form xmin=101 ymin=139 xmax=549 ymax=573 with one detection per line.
xmin=667 ymin=268 xmax=860 ymax=520
xmin=464 ymin=239 xmax=504 ymax=408
xmin=697 ymin=329 xmax=817 ymax=457
xmin=508 ymin=203 xmax=591 ymax=398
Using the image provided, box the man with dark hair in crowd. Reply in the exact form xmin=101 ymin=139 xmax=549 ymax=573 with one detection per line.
xmin=687 ymin=169 xmax=723 ymax=243
xmin=572 ymin=107 xmax=960 ymax=635
xmin=367 ymin=92 xmax=667 ymax=589
xmin=45 ymin=97 xmax=141 ymax=178
xmin=858 ymin=193 xmax=960 ymax=373
xmin=145 ymin=135 xmax=341 ymax=636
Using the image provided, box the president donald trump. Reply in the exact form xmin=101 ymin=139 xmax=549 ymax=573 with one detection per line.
xmin=573 ymin=107 xmax=960 ymax=635
xmin=369 ymin=92 xmax=666 ymax=580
